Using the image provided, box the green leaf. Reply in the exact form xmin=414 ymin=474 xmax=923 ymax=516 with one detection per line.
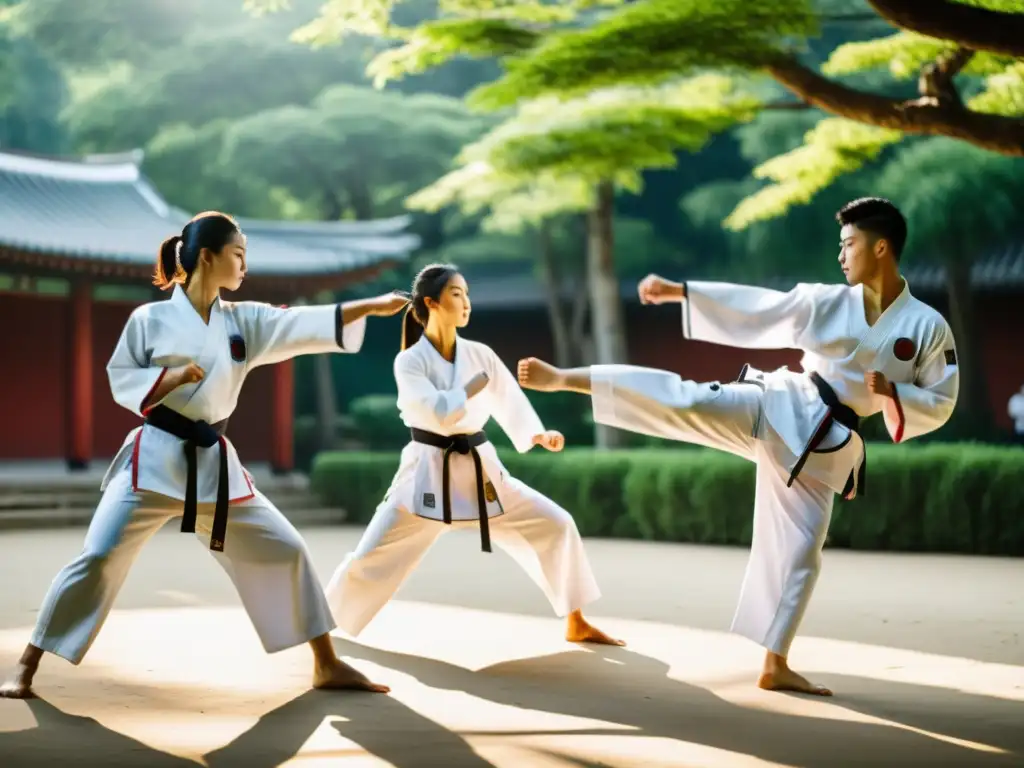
xmin=367 ymin=18 xmax=540 ymax=88
xmin=286 ymin=0 xmax=407 ymax=45
xmin=469 ymin=0 xmax=818 ymax=110
xmin=824 ymin=32 xmax=1012 ymax=80
xmin=469 ymin=75 xmax=761 ymax=182
xmin=724 ymin=118 xmax=901 ymax=230
xmin=968 ymin=62 xmax=1024 ymax=116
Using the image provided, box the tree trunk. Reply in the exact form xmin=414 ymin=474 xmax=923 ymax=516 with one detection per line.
xmin=535 ymin=221 xmax=574 ymax=367
xmin=944 ymin=254 xmax=993 ymax=435
xmin=346 ymin=177 xmax=375 ymax=221
xmin=321 ymin=189 xmax=344 ymax=221
xmin=587 ymin=180 xmax=629 ymax=448
xmin=569 ymin=214 xmax=592 ymax=366
xmin=297 ymin=295 xmax=340 ymax=452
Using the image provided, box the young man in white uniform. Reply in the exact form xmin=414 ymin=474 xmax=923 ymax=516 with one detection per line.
xmin=517 ymin=198 xmax=959 ymax=695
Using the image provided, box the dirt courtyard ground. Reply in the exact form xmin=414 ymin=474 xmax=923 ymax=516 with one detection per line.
xmin=0 ymin=525 xmax=1021 ymax=767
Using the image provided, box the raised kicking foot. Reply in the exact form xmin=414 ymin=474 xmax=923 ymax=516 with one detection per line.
xmin=517 ymin=357 xmax=564 ymax=392
xmin=313 ymin=659 xmax=390 ymax=693
xmin=565 ymin=611 xmax=626 ymax=646
xmin=757 ymin=667 xmax=832 ymax=696
xmin=0 ymin=665 xmax=37 ymax=699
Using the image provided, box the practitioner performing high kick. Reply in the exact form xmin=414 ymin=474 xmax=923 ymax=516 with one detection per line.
xmin=0 ymin=211 xmax=406 ymax=699
xmin=326 ymin=263 xmax=623 ymax=647
xmin=518 ymin=198 xmax=959 ymax=695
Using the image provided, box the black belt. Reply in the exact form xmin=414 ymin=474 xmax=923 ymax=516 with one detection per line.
xmin=807 ymin=372 xmax=865 ymax=499
xmin=410 ymin=428 xmax=493 ymax=552
xmin=145 ymin=405 xmax=230 ymax=551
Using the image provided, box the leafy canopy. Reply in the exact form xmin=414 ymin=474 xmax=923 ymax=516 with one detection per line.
xmin=408 ymin=75 xmax=760 ymax=231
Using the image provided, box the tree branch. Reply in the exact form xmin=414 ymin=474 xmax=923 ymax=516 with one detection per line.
xmin=762 ymin=99 xmax=813 ymax=110
xmin=913 ymin=47 xmax=973 ymax=109
xmin=867 ymin=0 xmax=1024 ymax=58
xmin=765 ymin=55 xmax=1024 ymax=157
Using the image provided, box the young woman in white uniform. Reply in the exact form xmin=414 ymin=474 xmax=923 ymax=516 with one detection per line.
xmin=326 ymin=264 xmax=623 ymax=647
xmin=0 ymin=211 xmax=407 ymax=699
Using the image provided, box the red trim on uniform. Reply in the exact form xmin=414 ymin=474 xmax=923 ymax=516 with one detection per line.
xmin=130 ymin=430 xmax=143 ymax=491
xmin=223 ymin=437 xmax=257 ymax=503
xmin=891 ymin=382 xmax=906 ymax=443
xmin=141 ymin=368 xmax=168 ymax=415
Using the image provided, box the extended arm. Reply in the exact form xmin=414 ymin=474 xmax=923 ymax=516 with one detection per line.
xmin=880 ymin=325 xmax=959 ymax=442
xmin=637 ymin=273 xmax=817 ymax=350
xmin=683 ymin=281 xmax=818 ymax=350
xmin=241 ymin=292 xmax=406 ymax=368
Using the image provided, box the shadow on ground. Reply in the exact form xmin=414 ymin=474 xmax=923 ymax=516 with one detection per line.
xmin=1 ymin=641 xmax=1021 ymax=767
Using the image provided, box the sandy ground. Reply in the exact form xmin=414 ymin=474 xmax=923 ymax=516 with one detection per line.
xmin=0 ymin=525 xmax=1021 ymax=767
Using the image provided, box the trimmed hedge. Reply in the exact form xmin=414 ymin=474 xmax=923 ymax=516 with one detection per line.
xmin=310 ymin=443 xmax=1024 ymax=556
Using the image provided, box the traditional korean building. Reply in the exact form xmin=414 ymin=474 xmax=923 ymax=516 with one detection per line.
xmin=0 ymin=148 xmax=418 ymax=470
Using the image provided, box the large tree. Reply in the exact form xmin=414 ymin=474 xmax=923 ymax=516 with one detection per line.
xmin=250 ymin=0 xmax=773 ymax=445
xmin=258 ymin=0 xmax=1023 ymax=217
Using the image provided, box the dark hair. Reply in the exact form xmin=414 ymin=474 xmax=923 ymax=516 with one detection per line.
xmin=154 ymin=211 xmax=241 ymax=290
xmin=400 ymin=262 xmax=461 ymax=350
xmin=835 ymin=197 xmax=907 ymax=262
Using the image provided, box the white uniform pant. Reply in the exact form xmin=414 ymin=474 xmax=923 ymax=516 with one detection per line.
xmin=325 ymin=477 xmax=602 ymax=637
xmin=30 ymin=468 xmax=335 ymax=665
xmin=591 ymin=364 xmax=840 ymax=658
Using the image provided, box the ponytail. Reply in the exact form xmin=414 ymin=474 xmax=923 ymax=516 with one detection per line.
xmin=154 ymin=235 xmax=187 ymax=290
xmin=153 ymin=212 xmax=240 ymax=291
xmin=400 ymin=262 xmax=459 ymax=350
xmin=400 ymin=304 xmax=423 ymax=351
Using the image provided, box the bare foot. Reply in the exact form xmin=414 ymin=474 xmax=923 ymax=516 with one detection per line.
xmin=517 ymin=357 xmax=564 ymax=392
xmin=566 ymin=612 xmax=626 ymax=646
xmin=758 ymin=667 xmax=832 ymax=696
xmin=313 ymin=659 xmax=390 ymax=693
xmin=0 ymin=665 xmax=36 ymax=699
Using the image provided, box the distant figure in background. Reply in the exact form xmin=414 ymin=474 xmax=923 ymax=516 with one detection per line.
xmin=518 ymin=198 xmax=959 ymax=696
xmin=0 ymin=211 xmax=407 ymax=700
xmin=1010 ymin=386 xmax=1024 ymax=444
xmin=325 ymin=263 xmax=623 ymax=647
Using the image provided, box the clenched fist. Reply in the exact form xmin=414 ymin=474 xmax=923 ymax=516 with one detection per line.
xmin=175 ymin=362 xmax=205 ymax=387
xmin=637 ymin=274 xmax=685 ymax=305
xmin=532 ymin=430 xmax=565 ymax=452
xmin=864 ymin=370 xmax=892 ymax=399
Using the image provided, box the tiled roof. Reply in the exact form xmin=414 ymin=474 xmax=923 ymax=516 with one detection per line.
xmin=0 ymin=149 xmax=419 ymax=276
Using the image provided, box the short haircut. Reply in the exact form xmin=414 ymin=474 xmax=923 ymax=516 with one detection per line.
xmin=835 ymin=197 xmax=907 ymax=262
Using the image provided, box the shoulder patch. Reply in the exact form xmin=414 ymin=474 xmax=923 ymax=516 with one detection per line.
xmin=893 ymin=337 xmax=916 ymax=362
xmin=944 ymin=349 xmax=957 ymax=366
xmin=229 ymin=334 xmax=247 ymax=363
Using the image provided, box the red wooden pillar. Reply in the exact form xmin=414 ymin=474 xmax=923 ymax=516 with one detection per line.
xmin=67 ymin=279 xmax=93 ymax=470
xmin=270 ymin=359 xmax=295 ymax=474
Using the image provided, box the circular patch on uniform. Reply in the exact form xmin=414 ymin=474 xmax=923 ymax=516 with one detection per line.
xmin=893 ymin=337 xmax=915 ymax=362
xmin=229 ymin=334 xmax=247 ymax=363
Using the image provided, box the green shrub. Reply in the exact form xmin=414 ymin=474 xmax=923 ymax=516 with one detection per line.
xmin=348 ymin=394 xmax=409 ymax=451
xmin=310 ymin=442 xmax=1024 ymax=556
